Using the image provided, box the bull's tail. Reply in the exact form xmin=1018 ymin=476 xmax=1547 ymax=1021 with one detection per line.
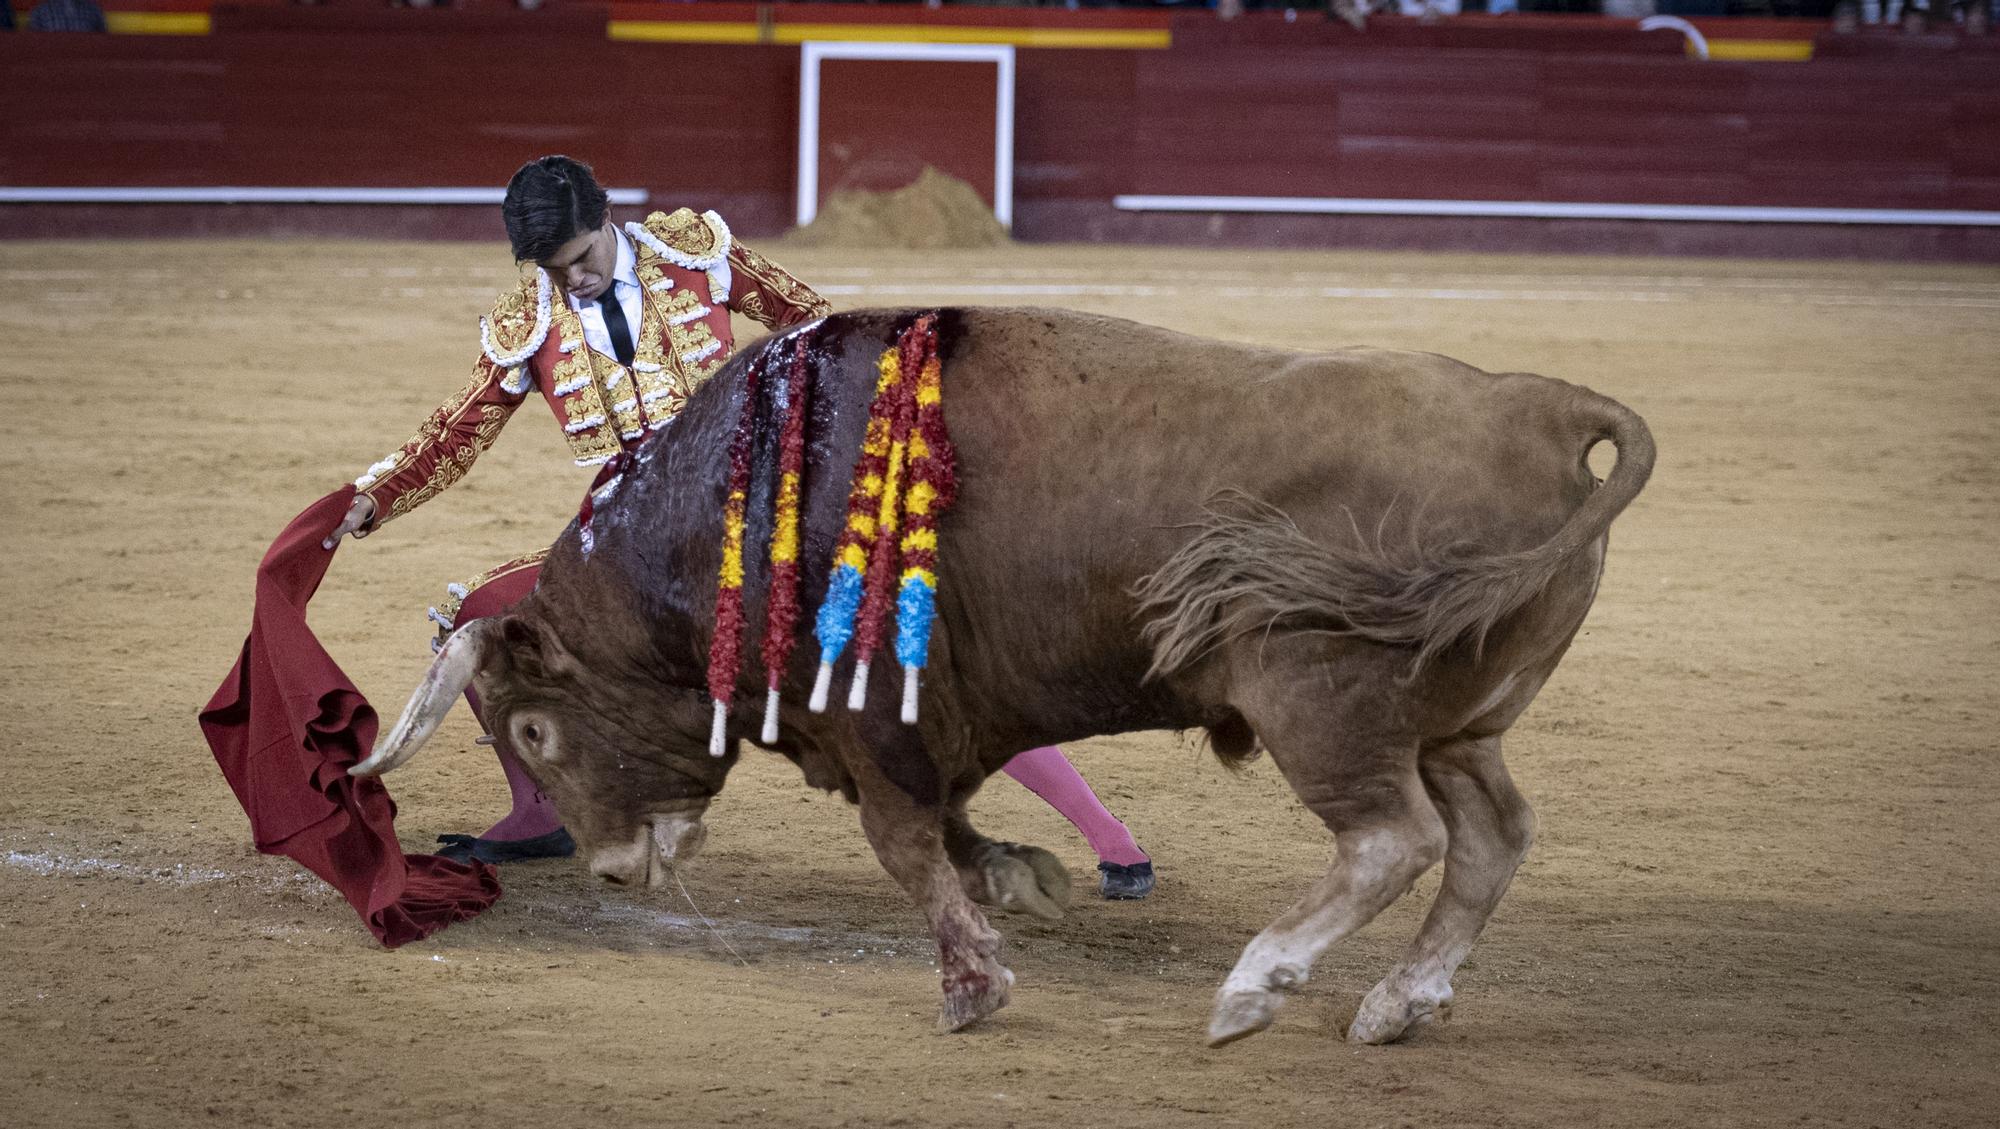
xmin=1134 ymin=389 xmax=1654 ymax=680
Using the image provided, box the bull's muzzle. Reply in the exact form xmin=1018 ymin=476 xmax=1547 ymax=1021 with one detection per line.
xmin=588 ymin=814 xmax=707 ymax=889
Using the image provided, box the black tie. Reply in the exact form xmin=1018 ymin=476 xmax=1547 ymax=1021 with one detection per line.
xmin=598 ymin=287 xmax=636 ymax=367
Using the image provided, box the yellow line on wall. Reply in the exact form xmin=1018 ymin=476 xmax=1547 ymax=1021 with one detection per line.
xmin=1703 ymin=38 xmax=1815 ymax=61
xmin=105 ymin=11 xmax=211 ymax=35
xmin=608 ymin=20 xmax=764 ymax=44
xmin=773 ymin=23 xmax=1171 ymax=50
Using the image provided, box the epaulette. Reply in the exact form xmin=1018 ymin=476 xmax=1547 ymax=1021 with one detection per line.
xmin=628 ymin=209 xmax=735 ymax=302
xmin=480 ymin=268 xmax=553 ymax=370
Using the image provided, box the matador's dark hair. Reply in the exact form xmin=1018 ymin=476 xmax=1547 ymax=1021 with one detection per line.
xmin=502 ymin=155 xmax=611 ymax=264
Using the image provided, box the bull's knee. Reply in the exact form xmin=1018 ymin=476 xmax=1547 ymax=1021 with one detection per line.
xmin=1495 ymin=798 xmax=1537 ymax=867
xmin=1371 ymin=808 xmax=1449 ymax=897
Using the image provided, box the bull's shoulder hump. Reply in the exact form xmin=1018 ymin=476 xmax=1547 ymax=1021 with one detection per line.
xmin=952 ymin=305 xmax=1294 ymax=359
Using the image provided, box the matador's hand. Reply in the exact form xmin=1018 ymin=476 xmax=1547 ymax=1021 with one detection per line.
xmin=323 ymin=495 xmax=377 ymax=550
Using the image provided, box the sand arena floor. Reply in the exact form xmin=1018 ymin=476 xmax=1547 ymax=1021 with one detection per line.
xmin=1 ymin=241 xmax=1996 ymax=1128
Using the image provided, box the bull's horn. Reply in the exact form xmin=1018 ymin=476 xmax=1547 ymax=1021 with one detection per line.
xmin=349 ymin=618 xmax=499 ymax=777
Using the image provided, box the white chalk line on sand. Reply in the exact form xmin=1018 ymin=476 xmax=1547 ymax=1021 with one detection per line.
xmin=589 ymin=902 xmax=917 ymax=956
xmin=6 ymin=848 xmax=262 ymax=888
xmin=3 ymin=844 xmax=923 ymax=956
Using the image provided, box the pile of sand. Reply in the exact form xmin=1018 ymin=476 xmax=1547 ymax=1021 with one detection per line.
xmin=784 ymin=167 xmax=1010 ymax=250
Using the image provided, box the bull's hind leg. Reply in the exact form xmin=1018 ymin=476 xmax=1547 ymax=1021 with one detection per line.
xmin=846 ymin=744 xmax=1013 ymax=1033
xmin=1348 ymin=731 xmax=1536 ymax=1044
xmin=1207 ymin=664 xmax=1448 ymax=1047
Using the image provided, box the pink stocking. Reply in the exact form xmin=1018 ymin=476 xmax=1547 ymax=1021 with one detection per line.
xmin=450 ymin=561 xmax=562 ymax=842
xmin=466 ymin=687 xmax=564 ymax=842
xmin=1000 ymin=745 xmax=1148 ymax=866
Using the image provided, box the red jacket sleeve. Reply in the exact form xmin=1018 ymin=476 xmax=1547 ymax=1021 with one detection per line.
xmin=726 ymin=240 xmax=832 ymax=329
xmin=351 ymin=354 xmax=530 ymax=529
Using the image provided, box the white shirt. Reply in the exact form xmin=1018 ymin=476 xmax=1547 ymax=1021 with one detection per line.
xmin=567 ymin=227 xmax=645 ymax=361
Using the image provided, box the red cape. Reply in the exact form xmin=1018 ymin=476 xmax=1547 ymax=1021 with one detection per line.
xmin=198 ymin=487 xmax=501 ymax=947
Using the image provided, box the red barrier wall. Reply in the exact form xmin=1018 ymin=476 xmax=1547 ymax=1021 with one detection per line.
xmin=4 ymin=16 xmax=1998 ymax=259
xmin=3 ymin=21 xmax=801 ymax=231
xmin=1111 ymin=49 xmax=2000 ymax=210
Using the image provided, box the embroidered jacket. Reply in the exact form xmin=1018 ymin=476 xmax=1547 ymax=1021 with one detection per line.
xmin=352 ymin=208 xmax=829 ymax=527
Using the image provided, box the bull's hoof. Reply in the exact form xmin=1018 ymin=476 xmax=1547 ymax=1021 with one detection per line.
xmin=1206 ymin=987 xmax=1283 ymax=1047
xmin=937 ymin=965 xmax=1014 ymax=1034
xmin=1347 ymin=979 xmax=1452 ymax=1045
xmin=980 ymin=843 xmax=1070 ymax=922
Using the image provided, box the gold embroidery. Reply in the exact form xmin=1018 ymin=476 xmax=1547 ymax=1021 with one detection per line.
xmin=627 ymin=280 xmax=718 ymax=417
xmin=737 ymin=291 xmax=768 ymax=323
xmin=627 ymin=285 xmax=674 ymax=422
xmin=484 ymin=279 xmax=545 ymax=358
xmin=647 ymin=207 xmax=726 ymax=262
xmin=660 ymin=286 xmax=724 ymax=402
xmin=570 ymin=428 xmax=622 ymax=465
xmin=546 ymin=304 xmax=625 ymax=462
xmin=685 ymin=352 xmax=726 ymax=395
xmin=731 ymin=242 xmax=832 ymax=325
xmin=386 ymin=405 xmax=508 ymax=521
xmin=609 ymin=367 xmax=644 ymax=438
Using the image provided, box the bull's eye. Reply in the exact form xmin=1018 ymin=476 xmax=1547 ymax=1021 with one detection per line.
xmin=514 ymin=716 xmax=557 ymax=762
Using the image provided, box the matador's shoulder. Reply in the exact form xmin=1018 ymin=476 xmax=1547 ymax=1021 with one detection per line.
xmin=631 ymin=207 xmax=733 ymax=270
xmin=480 ymin=269 xmax=553 ymax=369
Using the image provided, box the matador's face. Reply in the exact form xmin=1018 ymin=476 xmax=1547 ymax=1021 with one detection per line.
xmin=540 ymin=221 xmax=618 ymax=303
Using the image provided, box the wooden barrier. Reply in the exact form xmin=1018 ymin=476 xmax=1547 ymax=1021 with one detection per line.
xmin=3 ymin=10 xmax=1996 ymax=258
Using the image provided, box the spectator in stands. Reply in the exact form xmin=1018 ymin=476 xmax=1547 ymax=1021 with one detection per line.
xmin=1399 ymin=0 xmax=1462 ymax=17
xmin=3 ymin=0 xmax=14 ymax=32
xmin=1860 ymin=0 xmax=1944 ymax=25
xmin=26 ymin=0 xmax=106 ymax=31
xmin=1325 ymin=0 xmax=1466 ymax=26
xmin=1328 ymin=0 xmax=1368 ymax=28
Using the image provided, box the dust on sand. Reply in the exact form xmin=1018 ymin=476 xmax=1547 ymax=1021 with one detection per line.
xmin=2 ymin=242 xmax=1997 ymax=1128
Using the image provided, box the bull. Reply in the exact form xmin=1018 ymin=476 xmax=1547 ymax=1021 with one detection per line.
xmin=352 ymin=307 xmax=1653 ymax=1046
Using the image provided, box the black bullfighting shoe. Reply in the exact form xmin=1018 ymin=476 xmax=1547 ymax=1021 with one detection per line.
xmin=433 ymin=827 xmax=577 ymax=865
xmin=1097 ymin=860 xmax=1155 ymax=900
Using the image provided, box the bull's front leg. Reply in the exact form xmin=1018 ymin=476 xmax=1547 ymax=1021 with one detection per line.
xmin=942 ymin=809 xmax=1072 ymax=922
xmin=848 ymin=750 xmax=1014 ymax=1033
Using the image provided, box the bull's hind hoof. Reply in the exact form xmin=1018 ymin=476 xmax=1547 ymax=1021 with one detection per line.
xmin=977 ymin=843 xmax=1071 ymax=921
xmin=937 ymin=966 xmax=1014 ymax=1033
xmin=1347 ymin=980 xmax=1453 ymax=1045
xmin=1206 ymin=987 xmax=1282 ymax=1047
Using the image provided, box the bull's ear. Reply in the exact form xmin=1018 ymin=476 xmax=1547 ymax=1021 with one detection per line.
xmin=496 ymin=615 xmax=580 ymax=681
xmin=495 ymin=615 xmax=547 ymax=679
